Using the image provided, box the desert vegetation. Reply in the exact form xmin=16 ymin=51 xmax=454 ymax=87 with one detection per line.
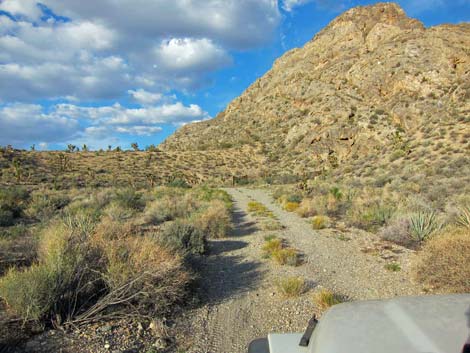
xmin=272 ymin=173 xmax=470 ymax=293
xmin=0 ymin=183 xmax=232 ymax=348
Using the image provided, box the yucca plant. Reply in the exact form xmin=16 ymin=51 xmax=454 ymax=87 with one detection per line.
xmin=409 ymin=211 xmax=441 ymax=242
xmin=456 ymin=207 xmax=470 ymax=228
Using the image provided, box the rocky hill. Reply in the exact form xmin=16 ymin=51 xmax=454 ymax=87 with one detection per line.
xmin=162 ymin=3 xmax=469 ymax=184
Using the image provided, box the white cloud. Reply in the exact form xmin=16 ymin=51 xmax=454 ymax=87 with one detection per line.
xmin=128 ymin=89 xmax=163 ymax=105
xmin=155 ymin=38 xmax=231 ymax=73
xmin=0 ymin=96 xmax=209 ymax=146
xmin=0 ymin=0 xmax=42 ymax=20
xmin=282 ymin=0 xmax=313 ymax=11
xmin=41 ymin=0 xmax=280 ymax=49
xmin=0 ymin=103 xmax=79 ymax=145
xmin=115 ymin=126 xmax=163 ymax=136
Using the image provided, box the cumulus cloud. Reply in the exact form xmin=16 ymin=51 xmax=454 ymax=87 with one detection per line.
xmin=0 ymin=103 xmax=79 ymax=145
xmin=0 ymin=0 xmax=280 ymax=101
xmin=115 ymin=126 xmax=163 ymax=136
xmin=0 ymin=98 xmax=210 ymax=146
xmin=128 ymin=89 xmax=163 ymax=105
xmin=155 ymin=38 xmax=231 ymax=73
xmin=0 ymin=0 xmax=279 ymax=146
xmin=40 ymin=0 xmax=280 ymax=49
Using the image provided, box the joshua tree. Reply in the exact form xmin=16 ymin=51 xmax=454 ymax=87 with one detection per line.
xmin=82 ymin=144 xmax=89 ymax=152
xmin=66 ymin=144 xmax=77 ymax=153
xmin=131 ymin=142 xmax=139 ymax=151
xmin=12 ymin=158 xmax=22 ymax=183
xmin=107 ymin=145 xmax=112 ymax=152
xmin=30 ymin=144 xmax=35 ymax=151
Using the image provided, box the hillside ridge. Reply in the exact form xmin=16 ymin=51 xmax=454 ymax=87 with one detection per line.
xmin=161 ymin=2 xmax=469 ymax=183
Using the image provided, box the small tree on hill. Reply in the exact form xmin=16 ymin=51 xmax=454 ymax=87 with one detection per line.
xmin=131 ymin=142 xmax=139 ymax=151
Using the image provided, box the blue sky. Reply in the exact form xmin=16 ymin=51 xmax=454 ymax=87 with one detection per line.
xmin=0 ymin=0 xmax=468 ymax=151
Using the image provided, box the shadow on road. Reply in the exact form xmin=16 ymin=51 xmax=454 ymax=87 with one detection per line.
xmin=231 ymin=208 xmax=258 ymax=237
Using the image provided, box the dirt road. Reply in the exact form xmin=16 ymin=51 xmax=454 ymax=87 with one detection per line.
xmin=180 ymin=188 xmax=422 ymax=353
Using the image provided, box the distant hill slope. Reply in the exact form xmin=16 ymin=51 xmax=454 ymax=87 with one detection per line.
xmin=162 ymin=3 xmax=469 ymax=182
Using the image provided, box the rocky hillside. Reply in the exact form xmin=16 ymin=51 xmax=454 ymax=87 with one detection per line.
xmin=162 ymin=3 xmax=469 ymax=182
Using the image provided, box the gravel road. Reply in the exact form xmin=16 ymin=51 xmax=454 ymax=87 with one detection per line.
xmin=178 ymin=187 xmax=423 ymax=353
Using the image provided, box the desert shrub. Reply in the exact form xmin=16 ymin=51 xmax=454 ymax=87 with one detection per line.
xmin=78 ymin=236 xmax=191 ymax=323
xmin=144 ymin=194 xmax=199 ymax=224
xmin=114 ymin=188 xmax=144 ymax=211
xmin=312 ymin=289 xmax=344 ymax=312
xmin=286 ymin=194 xmax=302 ymax=203
xmin=260 ymin=219 xmax=283 ymax=231
xmin=311 ymin=215 xmax=330 ymax=230
xmin=0 ymin=211 xmax=191 ymax=326
xmin=283 ymin=202 xmax=300 ymax=212
xmin=193 ymin=200 xmax=232 ymax=239
xmin=194 ymin=187 xmax=233 ymax=210
xmin=385 ymin=263 xmax=401 ymax=272
xmin=272 ymin=248 xmax=299 ymax=266
xmin=296 ymin=198 xmax=325 ymax=218
xmin=0 ymin=215 xmax=102 ymax=323
xmin=159 ymin=220 xmax=206 ymax=255
xmin=262 ymin=238 xmax=282 ymax=255
xmin=379 ymin=218 xmax=414 ymax=247
xmin=27 ymin=190 xmax=70 ymax=221
xmin=409 ymin=211 xmax=441 ymax=242
xmin=329 ymin=187 xmax=343 ymax=201
xmin=276 ymin=277 xmax=305 ymax=298
xmin=414 ymin=227 xmax=470 ymax=292
xmin=0 ymin=187 xmax=29 ymax=220
xmin=167 ymin=178 xmax=190 ymax=188
xmin=0 ymin=264 xmax=57 ymax=321
xmin=346 ymin=199 xmax=394 ymax=231
xmin=0 ymin=209 xmax=14 ymax=227
xmin=0 ymin=224 xmax=29 ymax=239
xmin=104 ymin=201 xmax=135 ymax=221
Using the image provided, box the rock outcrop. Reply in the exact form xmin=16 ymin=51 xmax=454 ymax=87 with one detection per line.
xmin=162 ymin=3 xmax=470 ymax=179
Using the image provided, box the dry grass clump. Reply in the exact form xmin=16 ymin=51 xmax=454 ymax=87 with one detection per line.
xmin=272 ymin=248 xmax=300 ymax=266
xmin=276 ymin=277 xmax=305 ymax=298
xmin=260 ymin=219 xmax=283 ymax=231
xmin=296 ymin=198 xmax=326 ymax=218
xmin=312 ymin=288 xmax=344 ymax=313
xmin=247 ymin=201 xmax=273 ymax=218
xmin=193 ymin=200 xmax=232 ymax=239
xmin=262 ymin=237 xmax=299 ymax=266
xmin=311 ymin=215 xmax=330 ymax=230
xmin=262 ymin=238 xmax=282 ymax=255
xmin=283 ymin=202 xmax=300 ymax=212
xmin=414 ymin=226 xmax=470 ymax=293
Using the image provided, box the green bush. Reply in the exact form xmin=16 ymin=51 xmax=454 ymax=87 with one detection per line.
xmin=114 ymin=188 xmax=144 ymax=210
xmin=0 ymin=264 xmax=56 ymax=321
xmin=167 ymin=178 xmax=190 ymax=189
xmin=0 ymin=209 xmax=14 ymax=227
xmin=0 ymin=187 xmax=30 ymax=224
xmin=0 ymin=216 xmax=102 ymax=323
xmin=27 ymin=190 xmax=70 ymax=221
xmin=159 ymin=220 xmax=206 ymax=255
